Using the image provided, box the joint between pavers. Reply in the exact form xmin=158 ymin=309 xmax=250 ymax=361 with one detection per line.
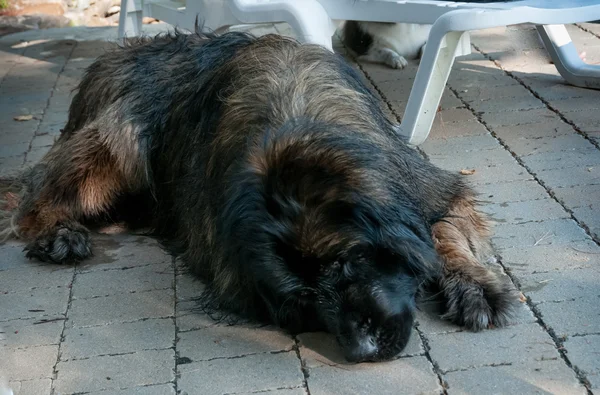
xmin=448 ymin=70 xmax=595 ymax=393
xmin=448 ymin=85 xmax=600 ymax=247
xmin=23 ymin=41 xmax=78 ymax=167
xmin=59 ymin=346 xmax=175 ymax=363
xmin=515 ymin=292 xmax=593 ymax=394
xmin=177 ymin=349 xmax=295 ymax=367
xmin=441 ymin=361 xmax=513 ymax=375
xmin=292 ymin=336 xmax=312 ymax=395
xmin=71 ymin=286 xmax=174 ymax=301
xmin=571 ymin=332 xmax=600 ymax=338
xmin=71 ymin=315 xmax=176 ymax=329
xmin=173 ymin=255 xmax=180 ymax=395
xmin=575 ymin=23 xmax=600 ymax=40
xmin=414 ymin=324 xmax=449 ymax=395
xmin=65 ymin=381 xmax=176 ymax=395
xmin=223 ymin=385 xmax=306 ymax=395
xmin=471 ymin=43 xmax=600 ymax=153
xmin=74 ymin=261 xmax=167 ymax=274
xmin=49 ymin=267 xmax=76 ymax=395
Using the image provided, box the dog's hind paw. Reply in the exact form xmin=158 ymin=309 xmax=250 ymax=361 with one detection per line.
xmin=24 ymin=224 xmax=92 ymax=264
xmin=440 ymin=273 xmax=518 ymax=331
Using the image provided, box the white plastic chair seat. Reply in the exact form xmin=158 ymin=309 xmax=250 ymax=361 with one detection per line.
xmin=118 ymin=0 xmax=600 ymax=145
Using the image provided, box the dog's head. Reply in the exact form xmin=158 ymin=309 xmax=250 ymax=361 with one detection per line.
xmin=222 ymin=121 xmax=440 ymax=362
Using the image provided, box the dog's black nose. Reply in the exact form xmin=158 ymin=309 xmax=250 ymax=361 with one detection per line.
xmin=344 ymin=335 xmax=378 ymax=363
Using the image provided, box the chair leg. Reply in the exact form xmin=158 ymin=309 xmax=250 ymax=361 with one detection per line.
xmin=537 ymin=24 xmax=600 ymax=89
xmin=118 ymin=0 xmax=143 ymax=40
xmin=398 ymin=30 xmax=467 ymax=146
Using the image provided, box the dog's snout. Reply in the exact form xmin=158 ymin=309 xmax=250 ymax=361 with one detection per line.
xmin=345 ymin=335 xmax=378 ymax=363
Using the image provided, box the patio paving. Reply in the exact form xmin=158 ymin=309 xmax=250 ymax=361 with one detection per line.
xmin=0 ymin=21 xmax=599 ymax=395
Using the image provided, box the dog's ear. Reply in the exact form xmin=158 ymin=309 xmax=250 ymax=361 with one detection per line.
xmin=349 ymin=202 xmax=441 ymax=280
xmin=374 ymin=235 xmax=441 ymax=281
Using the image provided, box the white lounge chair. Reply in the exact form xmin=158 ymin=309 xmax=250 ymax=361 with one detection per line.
xmin=118 ymin=0 xmax=600 ymax=145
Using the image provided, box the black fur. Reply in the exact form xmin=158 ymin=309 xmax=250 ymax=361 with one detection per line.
xmin=9 ymin=29 xmax=517 ymax=362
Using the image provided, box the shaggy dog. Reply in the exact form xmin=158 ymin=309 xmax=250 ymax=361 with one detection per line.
xmin=2 ymin=29 xmax=517 ymax=363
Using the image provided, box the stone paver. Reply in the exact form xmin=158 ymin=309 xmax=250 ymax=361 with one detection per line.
xmin=178 ymin=352 xmax=304 ymax=395
xmin=444 ymin=361 xmax=585 ymax=395
xmin=177 ymin=325 xmax=294 ymax=362
xmin=54 ymin=349 xmax=175 ymax=394
xmin=564 ymin=335 xmax=600 ymax=390
xmin=68 ymin=288 xmax=174 ymax=328
xmin=61 ymin=318 xmax=174 ymax=360
xmin=1 ymin=22 xmax=599 ymax=395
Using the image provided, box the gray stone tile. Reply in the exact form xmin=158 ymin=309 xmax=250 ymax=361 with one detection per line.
xmin=572 ymin=205 xmax=600 ymax=240
xmin=536 ymin=166 xmax=600 ymax=188
xmin=549 ymin=97 xmax=600 ymax=113
xmin=0 ymin=345 xmax=58 ymax=381
xmin=445 ymin=360 xmax=585 ymax=395
xmin=499 ymin=240 xmax=600 ymax=274
xmin=0 ymin=241 xmax=41 ymax=271
xmin=536 ymin=297 xmax=600 ymax=336
xmin=420 ymin=134 xmax=499 ymax=157
xmin=0 ymin=264 xmax=72 ymax=294
xmin=54 ymin=349 xmax=175 ymax=394
xmin=0 ymin=143 xmax=30 ymax=159
xmin=176 ymin=309 xmax=220 ymax=333
xmin=521 ymin=148 xmax=600 ymax=172
xmin=75 ymin=234 xmax=172 ymax=272
xmin=177 ymin=325 xmax=294 ymax=362
xmin=30 ymin=134 xmax=57 ymax=148
xmin=68 ymin=289 xmax=174 ymax=328
xmin=428 ymin=149 xmax=532 ymax=185
xmin=476 ymin=180 xmax=549 ymax=204
xmin=72 ymin=262 xmax=173 ymax=299
xmin=518 ymin=268 xmax=600 ymax=304
xmin=501 ymin=134 xmax=594 ymax=158
xmin=552 ymin=184 xmax=600 ymax=210
xmin=428 ymin=117 xmax=490 ymax=139
xmin=480 ymin=108 xmax=559 ymax=127
xmin=491 ymin=121 xmax=575 ymax=140
xmin=0 ymin=154 xmax=24 ymax=178
xmin=306 ymin=356 xmax=441 ymax=395
xmin=24 ymin=146 xmax=50 ymax=166
xmin=457 ymin=83 xmax=534 ymax=102
xmin=492 ymin=219 xmax=589 ymax=249
xmin=7 ymin=378 xmax=52 ymax=395
xmin=564 ymin=334 xmax=600 ymax=390
xmin=178 ymin=352 xmax=303 ymax=394
xmin=439 ymin=88 xmax=464 ymax=109
xmin=297 ymin=329 xmax=422 ymax=366
xmin=62 ymin=318 xmax=174 ymax=360
xmin=471 ymin=95 xmax=545 ymax=113
xmin=83 ymin=383 xmax=176 ymax=395
xmin=435 ymin=108 xmax=478 ymax=124
xmin=1 ymin=318 xmax=64 ymax=349
xmin=481 ymin=198 xmax=569 ymax=224
xmin=0 ymin=285 xmax=70 ymax=322
xmin=427 ymin=324 xmax=560 ymax=373
xmin=176 ymin=273 xmax=205 ymax=301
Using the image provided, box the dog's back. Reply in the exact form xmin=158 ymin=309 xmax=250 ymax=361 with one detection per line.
xmin=5 ymin=30 xmax=516 ymax=352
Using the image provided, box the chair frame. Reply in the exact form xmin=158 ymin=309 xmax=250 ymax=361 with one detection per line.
xmin=118 ymin=0 xmax=600 ymax=145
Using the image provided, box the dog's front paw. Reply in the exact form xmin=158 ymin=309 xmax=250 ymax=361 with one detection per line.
xmin=387 ymin=53 xmax=408 ymax=70
xmin=24 ymin=224 xmax=92 ymax=264
xmin=440 ymin=270 xmax=518 ymax=331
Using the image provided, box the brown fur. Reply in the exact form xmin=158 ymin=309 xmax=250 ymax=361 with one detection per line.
xmin=0 ymin=29 xmax=518 ymax=361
